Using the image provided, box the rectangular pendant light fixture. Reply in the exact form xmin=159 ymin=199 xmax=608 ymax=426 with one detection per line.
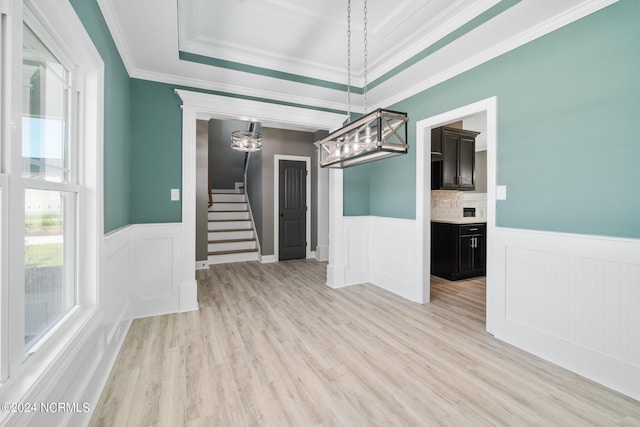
xmin=317 ymin=108 xmax=408 ymax=168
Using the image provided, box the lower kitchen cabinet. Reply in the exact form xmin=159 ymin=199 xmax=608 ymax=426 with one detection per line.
xmin=431 ymin=222 xmax=486 ymax=280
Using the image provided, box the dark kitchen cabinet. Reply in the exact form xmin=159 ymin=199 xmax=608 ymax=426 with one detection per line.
xmin=431 ymin=127 xmax=479 ymax=191
xmin=431 ymin=222 xmax=486 ymax=281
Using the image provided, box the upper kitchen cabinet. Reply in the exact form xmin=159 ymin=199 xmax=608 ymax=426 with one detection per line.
xmin=431 ymin=127 xmax=480 ymax=191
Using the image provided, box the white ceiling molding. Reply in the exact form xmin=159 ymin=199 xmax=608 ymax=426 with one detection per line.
xmin=97 ymin=0 xmax=135 ymax=75
xmin=175 ymin=89 xmax=346 ymax=133
xmin=97 ymin=0 xmax=619 ymax=114
xmin=135 ymin=68 xmax=363 ymax=115
xmin=371 ymin=0 xmax=620 ymax=109
xmin=365 ymin=0 xmax=500 ymax=83
xmin=177 ymin=0 xmax=500 ymax=86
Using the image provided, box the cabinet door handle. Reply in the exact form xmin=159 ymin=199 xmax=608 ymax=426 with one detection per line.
xmin=468 ymin=228 xmax=478 ymax=231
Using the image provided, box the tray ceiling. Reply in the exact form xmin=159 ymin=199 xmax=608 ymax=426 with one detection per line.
xmin=98 ymin=0 xmax=617 ymax=114
xmin=178 ymin=0 xmax=501 ymax=85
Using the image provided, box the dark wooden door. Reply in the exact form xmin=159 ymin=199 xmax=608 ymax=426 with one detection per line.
xmin=279 ymin=160 xmax=307 ymax=260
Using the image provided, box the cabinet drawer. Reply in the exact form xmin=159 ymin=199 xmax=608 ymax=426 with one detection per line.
xmin=459 ymin=224 xmax=485 ymax=235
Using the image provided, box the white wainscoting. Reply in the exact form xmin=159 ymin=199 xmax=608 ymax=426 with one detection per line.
xmin=12 ymin=226 xmax=135 ymax=426
xmin=343 ymin=217 xmax=370 ymax=285
xmin=488 ymin=227 xmax=640 ymax=401
xmin=130 ymin=223 xmax=185 ymax=319
xmin=341 ymin=216 xmax=422 ymax=302
xmin=369 ymin=217 xmax=421 ymax=302
xmin=336 ymin=213 xmax=640 ymax=400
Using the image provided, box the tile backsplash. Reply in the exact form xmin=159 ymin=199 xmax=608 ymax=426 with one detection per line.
xmin=463 ymin=192 xmax=488 ymax=218
xmin=431 ymin=190 xmax=464 ymax=220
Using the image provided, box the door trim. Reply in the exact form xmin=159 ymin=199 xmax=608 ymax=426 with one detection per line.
xmin=415 ymin=96 xmax=497 ymax=324
xmin=274 ymin=155 xmax=311 ymax=261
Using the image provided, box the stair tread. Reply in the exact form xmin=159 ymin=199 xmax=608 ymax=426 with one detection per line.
xmin=209 ymin=228 xmax=254 ymax=233
xmin=208 ymin=248 xmax=258 ymax=256
xmin=208 ymin=210 xmax=249 ymax=213
xmin=209 ymin=238 xmax=255 ymax=244
xmin=208 ymin=219 xmax=251 ymax=222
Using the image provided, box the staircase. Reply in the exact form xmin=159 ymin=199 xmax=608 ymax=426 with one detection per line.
xmin=208 ymin=192 xmax=259 ymax=264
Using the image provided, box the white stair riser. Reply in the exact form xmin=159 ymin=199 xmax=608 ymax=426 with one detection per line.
xmin=208 ymin=221 xmax=252 ymax=231
xmin=208 ymin=240 xmax=257 ymax=252
xmin=208 ymin=230 xmax=254 ymax=240
xmin=212 ymin=194 xmax=246 ymax=203
xmin=208 ymin=252 xmax=258 ymax=264
xmin=210 ymin=203 xmax=247 ymax=211
xmin=208 ymin=211 xmax=249 ymax=221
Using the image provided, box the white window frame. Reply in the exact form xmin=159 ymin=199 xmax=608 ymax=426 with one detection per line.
xmin=18 ymin=9 xmax=81 ymax=355
xmin=0 ymin=0 xmax=103 ymax=408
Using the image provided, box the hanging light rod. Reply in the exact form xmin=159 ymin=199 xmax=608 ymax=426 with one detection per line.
xmin=316 ymin=0 xmax=408 ymax=168
xmin=317 ymin=108 xmax=408 ymax=168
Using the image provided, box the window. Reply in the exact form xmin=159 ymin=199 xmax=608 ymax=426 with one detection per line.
xmin=21 ymin=23 xmax=78 ymax=351
xmin=0 ymin=0 xmax=101 ymax=394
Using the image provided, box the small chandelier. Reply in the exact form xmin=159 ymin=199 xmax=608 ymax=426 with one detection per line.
xmin=317 ymin=0 xmax=408 ymax=168
xmin=231 ymin=122 xmax=262 ymax=152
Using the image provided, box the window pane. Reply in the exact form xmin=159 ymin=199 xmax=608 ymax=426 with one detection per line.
xmin=24 ymin=189 xmax=75 ymax=349
xmin=22 ymin=24 xmax=70 ymax=182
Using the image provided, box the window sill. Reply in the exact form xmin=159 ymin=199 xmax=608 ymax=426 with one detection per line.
xmin=0 ymin=306 xmax=101 ymax=423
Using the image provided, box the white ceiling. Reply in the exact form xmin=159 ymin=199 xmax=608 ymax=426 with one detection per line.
xmin=178 ymin=0 xmax=500 ymax=84
xmin=98 ymin=0 xmax=617 ymax=115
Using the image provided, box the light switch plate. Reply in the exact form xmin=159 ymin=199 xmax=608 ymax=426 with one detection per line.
xmin=496 ymin=185 xmax=507 ymax=200
xmin=171 ymin=188 xmax=180 ymax=201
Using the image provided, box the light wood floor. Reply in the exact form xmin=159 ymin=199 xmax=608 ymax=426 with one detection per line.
xmin=90 ymin=260 xmax=640 ymax=426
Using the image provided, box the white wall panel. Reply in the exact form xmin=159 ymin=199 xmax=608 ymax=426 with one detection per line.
xmin=370 ymin=217 xmax=420 ymax=302
xmin=131 ymin=224 xmax=183 ymax=319
xmin=490 ymin=227 xmax=640 ymax=401
xmin=344 ymin=217 xmax=370 ymax=285
xmin=340 ymin=216 xmax=421 ymax=302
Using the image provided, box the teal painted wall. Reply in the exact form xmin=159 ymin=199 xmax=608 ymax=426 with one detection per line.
xmin=129 ymin=79 xmax=183 ymax=223
xmin=69 ymin=0 xmax=131 ymax=233
xmin=346 ymin=0 xmax=640 ymax=239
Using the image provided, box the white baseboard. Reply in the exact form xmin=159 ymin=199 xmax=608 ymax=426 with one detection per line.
xmin=260 ymin=254 xmax=277 ymax=264
xmin=180 ymin=279 xmax=199 ymax=313
xmin=326 ymin=264 xmax=347 ymax=288
xmin=195 ymin=260 xmax=208 ymax=270
xmin=73 ymin=317 xmax=131 ymax=426
xmin=315 ymin=245 xmax=329 ymax=261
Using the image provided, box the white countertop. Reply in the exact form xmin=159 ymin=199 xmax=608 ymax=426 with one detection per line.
xmin=432 ymin=217 xmax=487 ymax=224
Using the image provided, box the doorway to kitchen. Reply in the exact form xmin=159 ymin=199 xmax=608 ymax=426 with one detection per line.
xmin=416 ymin=97 xmax=497 ymax=334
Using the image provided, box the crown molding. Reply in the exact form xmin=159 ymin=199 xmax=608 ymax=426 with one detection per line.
xmin=97 ymin=0 xmax=136 ymax=75
xmin=374 ymin=0 xmax=619 ymax=108
xmin=175 ymin=89 xmax=345 ymax=132
xmin=366 ymin=0 xmax=500 ymax=83
xmin=179 ymin=40 xmax=346 ymax=87
xmin=131 ymin=68 xmax=364 ymax=115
